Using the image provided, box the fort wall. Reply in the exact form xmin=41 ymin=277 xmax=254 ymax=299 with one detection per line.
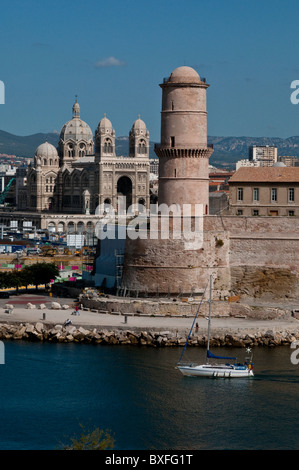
xmin=122 ymin=216 xmax=299 ymax=301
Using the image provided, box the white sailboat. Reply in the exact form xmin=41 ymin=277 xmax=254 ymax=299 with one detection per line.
xmin=177 ymin=276 xmax=254 ymax=378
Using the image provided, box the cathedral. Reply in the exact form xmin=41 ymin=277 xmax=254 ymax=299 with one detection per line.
xmin=24 ymin=100 xmax=150 ymax=217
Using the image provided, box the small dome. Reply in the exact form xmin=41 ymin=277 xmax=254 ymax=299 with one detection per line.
xmin=98 ymin=115 xmax=113 ymax=131
xmin=273 ymin=162 xmax=286 ymax=167
xmin=132 ymin=117 xmax=146 ymax=131
xmin=35 ymin=142 xmax=58 ymax=158
xmin=168 ymin=66 xmax=201 ymax=84
xmin=72 ymin=100 xmax=80 ymax=117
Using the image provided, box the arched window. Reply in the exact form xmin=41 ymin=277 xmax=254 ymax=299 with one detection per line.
xmin=104 ymin=138 xmax=112 ymax=153
xmin=138 ymin=139 xmax=147 ymax=154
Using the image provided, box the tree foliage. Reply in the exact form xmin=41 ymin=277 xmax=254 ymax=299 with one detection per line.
xmin=0 ymin=262 xmax=60 ymax=290
xmin=63 ymin=425 xmax=115 ymax=450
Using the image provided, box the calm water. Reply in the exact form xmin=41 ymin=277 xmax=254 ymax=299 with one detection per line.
xmin=0 ymin=341 xmax=298 ymax=450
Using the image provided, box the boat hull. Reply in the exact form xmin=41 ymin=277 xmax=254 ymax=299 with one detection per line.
xmin=178 ymin=364 xmax=254 ymax=378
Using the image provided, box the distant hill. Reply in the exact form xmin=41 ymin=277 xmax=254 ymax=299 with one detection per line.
xmin=1 ymin=129 xmax=299 ymax=169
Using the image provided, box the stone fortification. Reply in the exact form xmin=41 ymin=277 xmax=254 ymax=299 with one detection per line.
xmin=0 ymin=321 xmax=298 ymax=349
xmin=122 ymin=215 xmax=299 ymax=302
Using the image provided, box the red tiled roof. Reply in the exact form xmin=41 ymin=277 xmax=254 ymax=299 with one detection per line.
xmin=228 ymin=166 xmax=299 ymax=183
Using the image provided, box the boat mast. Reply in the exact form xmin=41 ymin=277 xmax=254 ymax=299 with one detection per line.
xmin=206 ymin=275 xmax=212 ymax=364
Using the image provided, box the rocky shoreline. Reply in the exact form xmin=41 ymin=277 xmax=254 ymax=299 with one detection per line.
xmin=0 ymin=321 xmax=298 ymax=348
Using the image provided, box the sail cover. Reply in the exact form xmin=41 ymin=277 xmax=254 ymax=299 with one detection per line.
xmin=207 ymin=350 xmax=236 ymax=360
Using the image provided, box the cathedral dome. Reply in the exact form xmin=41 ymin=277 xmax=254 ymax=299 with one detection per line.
xmin=60 ymin=99 xmax=93 ymax=142
xmin=168 ymin=66 xmax=201 ymax=84
xmin=132 ymin=117 xmax=147 ymax=131
xmin=97 ymin=115 xmax=113 ymax=132
xmin=35 ymin=141 xmax=58 ymax=158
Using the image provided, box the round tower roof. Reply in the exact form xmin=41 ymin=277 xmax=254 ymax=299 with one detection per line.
xmin=132 ymin=117 xmax=146 ymax=131
xmin=35 ymin=141 xmax=58 ymax=158
xmin=98 ymin=115 xmax=113 ymax=131
xmin=168 ymin=66 xmax=201 ymax=84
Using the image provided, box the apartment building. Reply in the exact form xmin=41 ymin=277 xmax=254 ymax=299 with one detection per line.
xmin=248 ymin=145 xmax=277 ymax=167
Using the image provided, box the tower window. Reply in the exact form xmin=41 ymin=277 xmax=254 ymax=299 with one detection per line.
xmin=174 ymin=169 xmax=176 ymax=177
xmin=171 ymin=136 xmax=175 ymax=147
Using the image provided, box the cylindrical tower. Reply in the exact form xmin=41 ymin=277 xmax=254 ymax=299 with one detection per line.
xmin=155 ymin=66 xmax=213 ymax=214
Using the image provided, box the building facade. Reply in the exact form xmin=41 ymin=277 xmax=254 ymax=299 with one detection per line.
xmin=228 ymin=165 xmax=299 ymax=216
xmin=24 ymin=100 xmax=150 ymax=221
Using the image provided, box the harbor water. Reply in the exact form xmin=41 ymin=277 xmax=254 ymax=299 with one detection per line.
xmin=0 ymin=340 xmax=298 ymax=450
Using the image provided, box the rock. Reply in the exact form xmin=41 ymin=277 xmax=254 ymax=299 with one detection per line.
xmin=5 ymin=304 xmax=14 ymax=310
xmin=26 ymin=303 xmax=36 ymax=309
xmin=35 ymin=322 xmax=44 ymax=333
xmin=25 ymin=324 xmax=35 ymax=333
xmin=62 ymin=305 xmax=69 ymax=310
xmin=38 ymin=304 xmax=46 ymax=309
xmin=78 ymin=327 xmax=90 ymax=336
xmin=51 ymin=302 xmax=61 ymax=309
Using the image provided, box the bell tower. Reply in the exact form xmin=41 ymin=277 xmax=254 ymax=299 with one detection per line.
xmin=155 ymin=66 xmax=213 ymax=215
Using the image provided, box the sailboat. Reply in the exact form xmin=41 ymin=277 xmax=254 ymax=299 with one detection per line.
xmin=177 ymin=276 xmax=254 ymax=378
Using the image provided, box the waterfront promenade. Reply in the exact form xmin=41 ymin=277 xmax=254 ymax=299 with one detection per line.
xmin=0 ymin=293 xmax=299 ymax=337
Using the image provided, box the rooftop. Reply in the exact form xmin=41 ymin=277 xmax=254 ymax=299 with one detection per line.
xmin=229 ymin=166 xmax=299 ymax=183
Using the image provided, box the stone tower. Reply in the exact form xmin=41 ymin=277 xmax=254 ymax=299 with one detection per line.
xmin=154 ymin=66 xmax=213 ymax=214
xmin=129 ymin=117 xmax=150 ymax=158
xmin=58 ymin=99 xmax=94 ymax=165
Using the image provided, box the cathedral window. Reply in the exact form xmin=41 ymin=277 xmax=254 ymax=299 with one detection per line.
xmin=171 ymin=136 xmax=175 ymax=147
xmin=104 ymin=139 xmax=112 ymax=153
xmin=138 ymin=139 xmax=146 ymax=154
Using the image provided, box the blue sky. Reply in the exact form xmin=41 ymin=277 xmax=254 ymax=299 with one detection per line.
xmin=1 ymin=0 xmax=299 ymax=142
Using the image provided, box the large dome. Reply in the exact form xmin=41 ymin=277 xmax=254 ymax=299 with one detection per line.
xmin=168 ymin=66 xmax=202 ymax=84
xmin=35 ymin=141 xmax=58 ymax=158
xmin=60 ymin=100 xmax=93 ymax=142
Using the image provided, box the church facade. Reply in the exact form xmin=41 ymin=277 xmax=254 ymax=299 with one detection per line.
xmin=24 ymin=100 xmax=150 ymax=220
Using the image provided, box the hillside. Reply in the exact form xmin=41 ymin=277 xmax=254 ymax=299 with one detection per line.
xmin=1 ymin=129 xmax=299 ymax=168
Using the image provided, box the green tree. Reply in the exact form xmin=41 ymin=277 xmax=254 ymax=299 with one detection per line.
xmin=27 ymin=262 xmax=59 ymax=290
xmin=63 ymin=425 xmax=115 ymax=450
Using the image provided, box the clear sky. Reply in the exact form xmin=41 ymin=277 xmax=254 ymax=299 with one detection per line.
xmin=1 ymin=0 xmax=299 ymax=142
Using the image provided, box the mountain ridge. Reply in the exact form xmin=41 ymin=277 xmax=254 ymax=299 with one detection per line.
xmin=1 ymin=129 xmax=299 ymax=167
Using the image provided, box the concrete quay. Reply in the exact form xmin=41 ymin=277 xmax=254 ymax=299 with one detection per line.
xmin=0 ymin=294 xmax=299 ymax=345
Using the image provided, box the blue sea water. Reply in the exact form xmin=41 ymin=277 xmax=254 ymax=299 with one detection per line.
xmin=0 ymin=341 xmax=298 ymax=450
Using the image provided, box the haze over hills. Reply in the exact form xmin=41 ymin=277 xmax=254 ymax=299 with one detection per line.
xmin=1 ymin=129 xmax=299 ymax=168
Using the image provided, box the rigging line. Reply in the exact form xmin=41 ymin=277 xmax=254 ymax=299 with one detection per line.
xmin=177 ymin=279 xmax=210 ymax=364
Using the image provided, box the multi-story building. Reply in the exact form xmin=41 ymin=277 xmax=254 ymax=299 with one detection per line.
xmin=228 ymin=164 xmax=299 ymax=216
xmin=248 ymin=145 xmax=277 ymax=166
xmin=278 ymin=155 xmax=299 ymax=167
